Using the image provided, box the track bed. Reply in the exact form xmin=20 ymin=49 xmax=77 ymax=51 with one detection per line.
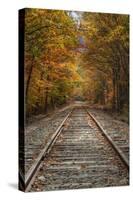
xmin=28 ymin=107 xmax=129 ymax=192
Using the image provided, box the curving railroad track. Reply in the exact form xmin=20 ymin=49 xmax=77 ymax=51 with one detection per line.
xmin=21 ymin=106 xmax=129 ymax=192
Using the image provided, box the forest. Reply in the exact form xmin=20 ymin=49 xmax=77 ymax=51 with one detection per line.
xmin=24 ymin=9 xmax=129 ymax=119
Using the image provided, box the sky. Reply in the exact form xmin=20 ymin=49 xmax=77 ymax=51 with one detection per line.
xmin=71 ymin=11 xmax=82 ymax=27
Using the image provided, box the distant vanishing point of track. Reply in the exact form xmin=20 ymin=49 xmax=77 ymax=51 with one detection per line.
xmin=24 ymin=106 xmax=129 ymax=192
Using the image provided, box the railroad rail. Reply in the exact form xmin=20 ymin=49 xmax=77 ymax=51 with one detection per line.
xmin=21 ymin=106 xmax=129 ymax=192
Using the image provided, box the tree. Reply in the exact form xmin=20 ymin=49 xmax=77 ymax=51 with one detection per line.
xmin=79 ymin=13 xmax=129 ymax=112
xmin=24 ymin=9 xmax=80 ymax=117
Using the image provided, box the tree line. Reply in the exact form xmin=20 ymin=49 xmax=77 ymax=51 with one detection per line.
xmin=24 ymin=9 xmax=129 ymax=119
xmin=80 ymin=13 xmax=129 ymax=113
xmin=25 ymin=9 xmax=80 ymax=117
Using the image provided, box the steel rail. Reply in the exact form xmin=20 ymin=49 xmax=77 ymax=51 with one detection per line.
xmin=84 ymin=107 xmax=129 ymax=170
xmin=21 ymin=106 xmax=129 ymax=191
xmin=24 ymin=109 xmax=73 ymax=192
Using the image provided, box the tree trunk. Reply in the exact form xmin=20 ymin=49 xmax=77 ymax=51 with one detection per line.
xmin=51 ymin=96 xmax=55 ymax=110
xmin=44 ymin=88 xmax=48 ymax=113
xmin=26 ymin=55 xmax=34 ymax=102
xmin=116 ymin=66 xmax=120 ymax=113
xmin=44 ymin=73 xmax=50 ymax=113
xmin=112 ymin=80 xmax=116 ymax=110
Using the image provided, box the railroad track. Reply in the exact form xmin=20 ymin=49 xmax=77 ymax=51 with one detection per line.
xmin=21 ymin=106 xmax=129 ymax=192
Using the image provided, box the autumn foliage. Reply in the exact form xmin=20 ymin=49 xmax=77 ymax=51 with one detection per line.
xmin=80 ymin=13 xmax=129 ymax=113
xmin=25 ymin=9 xmax=80 ymax=117
xmin=24 ymin=9 xmax=129 ymax=118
